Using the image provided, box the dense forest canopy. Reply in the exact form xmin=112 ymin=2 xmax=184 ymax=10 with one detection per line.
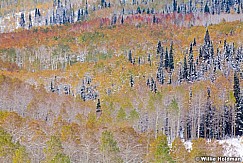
xmin=0 ymin=0 xmax=243 ymax=162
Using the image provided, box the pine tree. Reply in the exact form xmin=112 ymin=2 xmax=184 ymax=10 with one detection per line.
xmin=188 ymin=43 xmax=194 ymax=79
xmin=111 ymin=14 xmax=117 ymax=25
xmin=152 ymin=14 xmax=156 ymax=24
xmin=204 ymin=3 xmax=210 ymax=13
xmin=101 ymin=0 xmax=105 ymax=8
xmin=226 ymin=2 xmax=230 ymax=13
xmin=237 ymin=5 xmax=240 ymax=14
xmin=137 ymin=6 xmax=141 ymax=14
xmin=148 ymin=54 xmax=152 ymax=66
xmin=28 ymin=14 xmax=32 ymax=29
xmin=121 ymin=15 xmax=124 ymax=24
xmin=169 ymin=42 xmax=174 ymax=71
xmin=147 ymin=8 xmax=150 ymax=14
xmin=96 ymin=99 xmax=102 ymax=118
xmin=85 ymin=0 xmax=88 ymax=15
xmin=151 ymin=8 xmax=155 ymax=14
xmin=193 ymin=38 xmax=196 ymax=46
xmin=147 ymin=78 xmax=150 ymax=86
xmin=35 ymin=8 xmax=38 ymax=18
xmin=199 ymin=47 xmax=202 ymax=59
xmin=51 ymin=81 xmax=54 ymax=92
xmin=157 ymin=41 xmax=162 ymax=55
xmin=183 ymin=55 xmax=188 ymax=80
xmin=77 ymin=9 xmax=81 ymax=21
xmin=164 ymin=47 xmax=169 ymax=69
xmin=20 ymin=13 xmax=25 ymax=28
xmin=233 ymin=71 xmax=240 ymax=104
xmin=38 ymin=9 xmax=41 ymax=17
xmin=177 ymin=6 xmax=180 ymax=13
xmin=204 ymin=29 xmax=211 ymax=45
xmin=236 ymin=100 xmax=243 ymax=136
xmin=157 ymin=65 xmax=164 ymax=85
xmin=130 ymin=75 xmax=134 ymax=87
xmin=173 ymin=0 xmax=177 ymax=12
xmin=154 ymin=82 xmax=157 ymax=93
xmin=80 ymin=84 xmax=86 ymax=101
xmin=128 ymin=50 xmax=132 ymax=63
xmin=58 ymin=0 xmax=61 ymax=8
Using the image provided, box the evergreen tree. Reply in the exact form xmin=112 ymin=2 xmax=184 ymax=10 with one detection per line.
xmin=147 ymin=78 xmax=150 ymax=86
xmin=148 ymin=54 xmax=152 ymax=66
xmin=154 ymin=81 xmax=157 ymax=93
xmin=35 ymin=8 xmax=38 ymax=18
xmin=164 ymin=47 xmax=169 ymax=69
xmin=193 ymin=38 xmax=196 ymax=46
xmin=157 ymin=65 xmax=164 ymax=85
xmin=132 ymin=0 xmax=136 ymax=5
xmin=188 ymin=43 xmax=194 ymax=79
xmin=101 ymin=0 xmax=105 ymax=7
xmin=77 ymin=9 xmax=81 ymax=21
xmin=183 ymin=55 xmax=188 ymax=80
xmin=85 ymin=0 xmax=88 ymax=15
xmin=192 ymin=63 xmax=197 ymax=81
xmin=138 ymin=57 xmax=141 ymax=65
xmin=199 ymin=47 xmax=202 ymax=59
xmin=97 ymin=99 xmax=101 ymax=110
xmin=237 ymin=5 xmax=240 ymax=14
xmin=157 ymin=41 xmax=162 ymax=55
xmin=130 ymin=75 xmax=134 ymax=87
xmin=226 ymin=2 xmax=230 ymax=13
xmin=147 ymin=8 xmax=150 ymax=14
xmin=28 ymin=14 xmax=32 ymax=29
xmin=204 ymin=29 xmax=211 ymax=45
xmin=19 ymin=13 xmax=25 ymax=28
xmin=128 ymin=50 xmax=132 ymax=63
xmin=152 ymin=14 xmax=156 ymax=24
xmin=150 ymin=77 xmax=154 ymax=91
xmin=177 ymin=6 xmax=181 ymax=13
xmin=37 ymin=9 xmax=41 ymax=17
xmin=96 ymin=99 xmax=102 ymax=118
xmin=111 ymin=14 xmax=117 ymax=25
xmin=80 ymin=84 xmax=86 ymax=101
xmin=233 ymin=71 xmax=240 ymax=104
xmin=204 ymin=3 xmax=210 ymax=13
xmin=151 ymin=8 xmax=155 ymax=14
xmin=50 ymin=81 xmax=54 ymax=92
xmin=169 ymin=42 xmax=174 ymax=71
xmin=58 ymin=0 xmax=61 ymax=8
xmin=210 ymin=43 xmax=214 ymax=59
xmin=173 ymin=0 xmax=177 ymax=12
xmin=137 ymin=6 xmax=141 ymax=14
xmin=121 ymin=15 xmax=124 ymax=24
xmin=236 ymin=99 xmax=243 ymax=136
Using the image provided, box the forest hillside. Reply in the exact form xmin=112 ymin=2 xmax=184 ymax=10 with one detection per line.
xmin=0 ymin=0 xmax=243 ymax=162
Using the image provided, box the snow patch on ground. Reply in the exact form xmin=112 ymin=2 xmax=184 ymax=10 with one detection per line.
xmin=184 ymin=140 xmax=192 ymax=152
xmin=218 ymin=137 xmax=243 ymax=158
xmin=183 ymin=137 xmax=243 ymax=158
